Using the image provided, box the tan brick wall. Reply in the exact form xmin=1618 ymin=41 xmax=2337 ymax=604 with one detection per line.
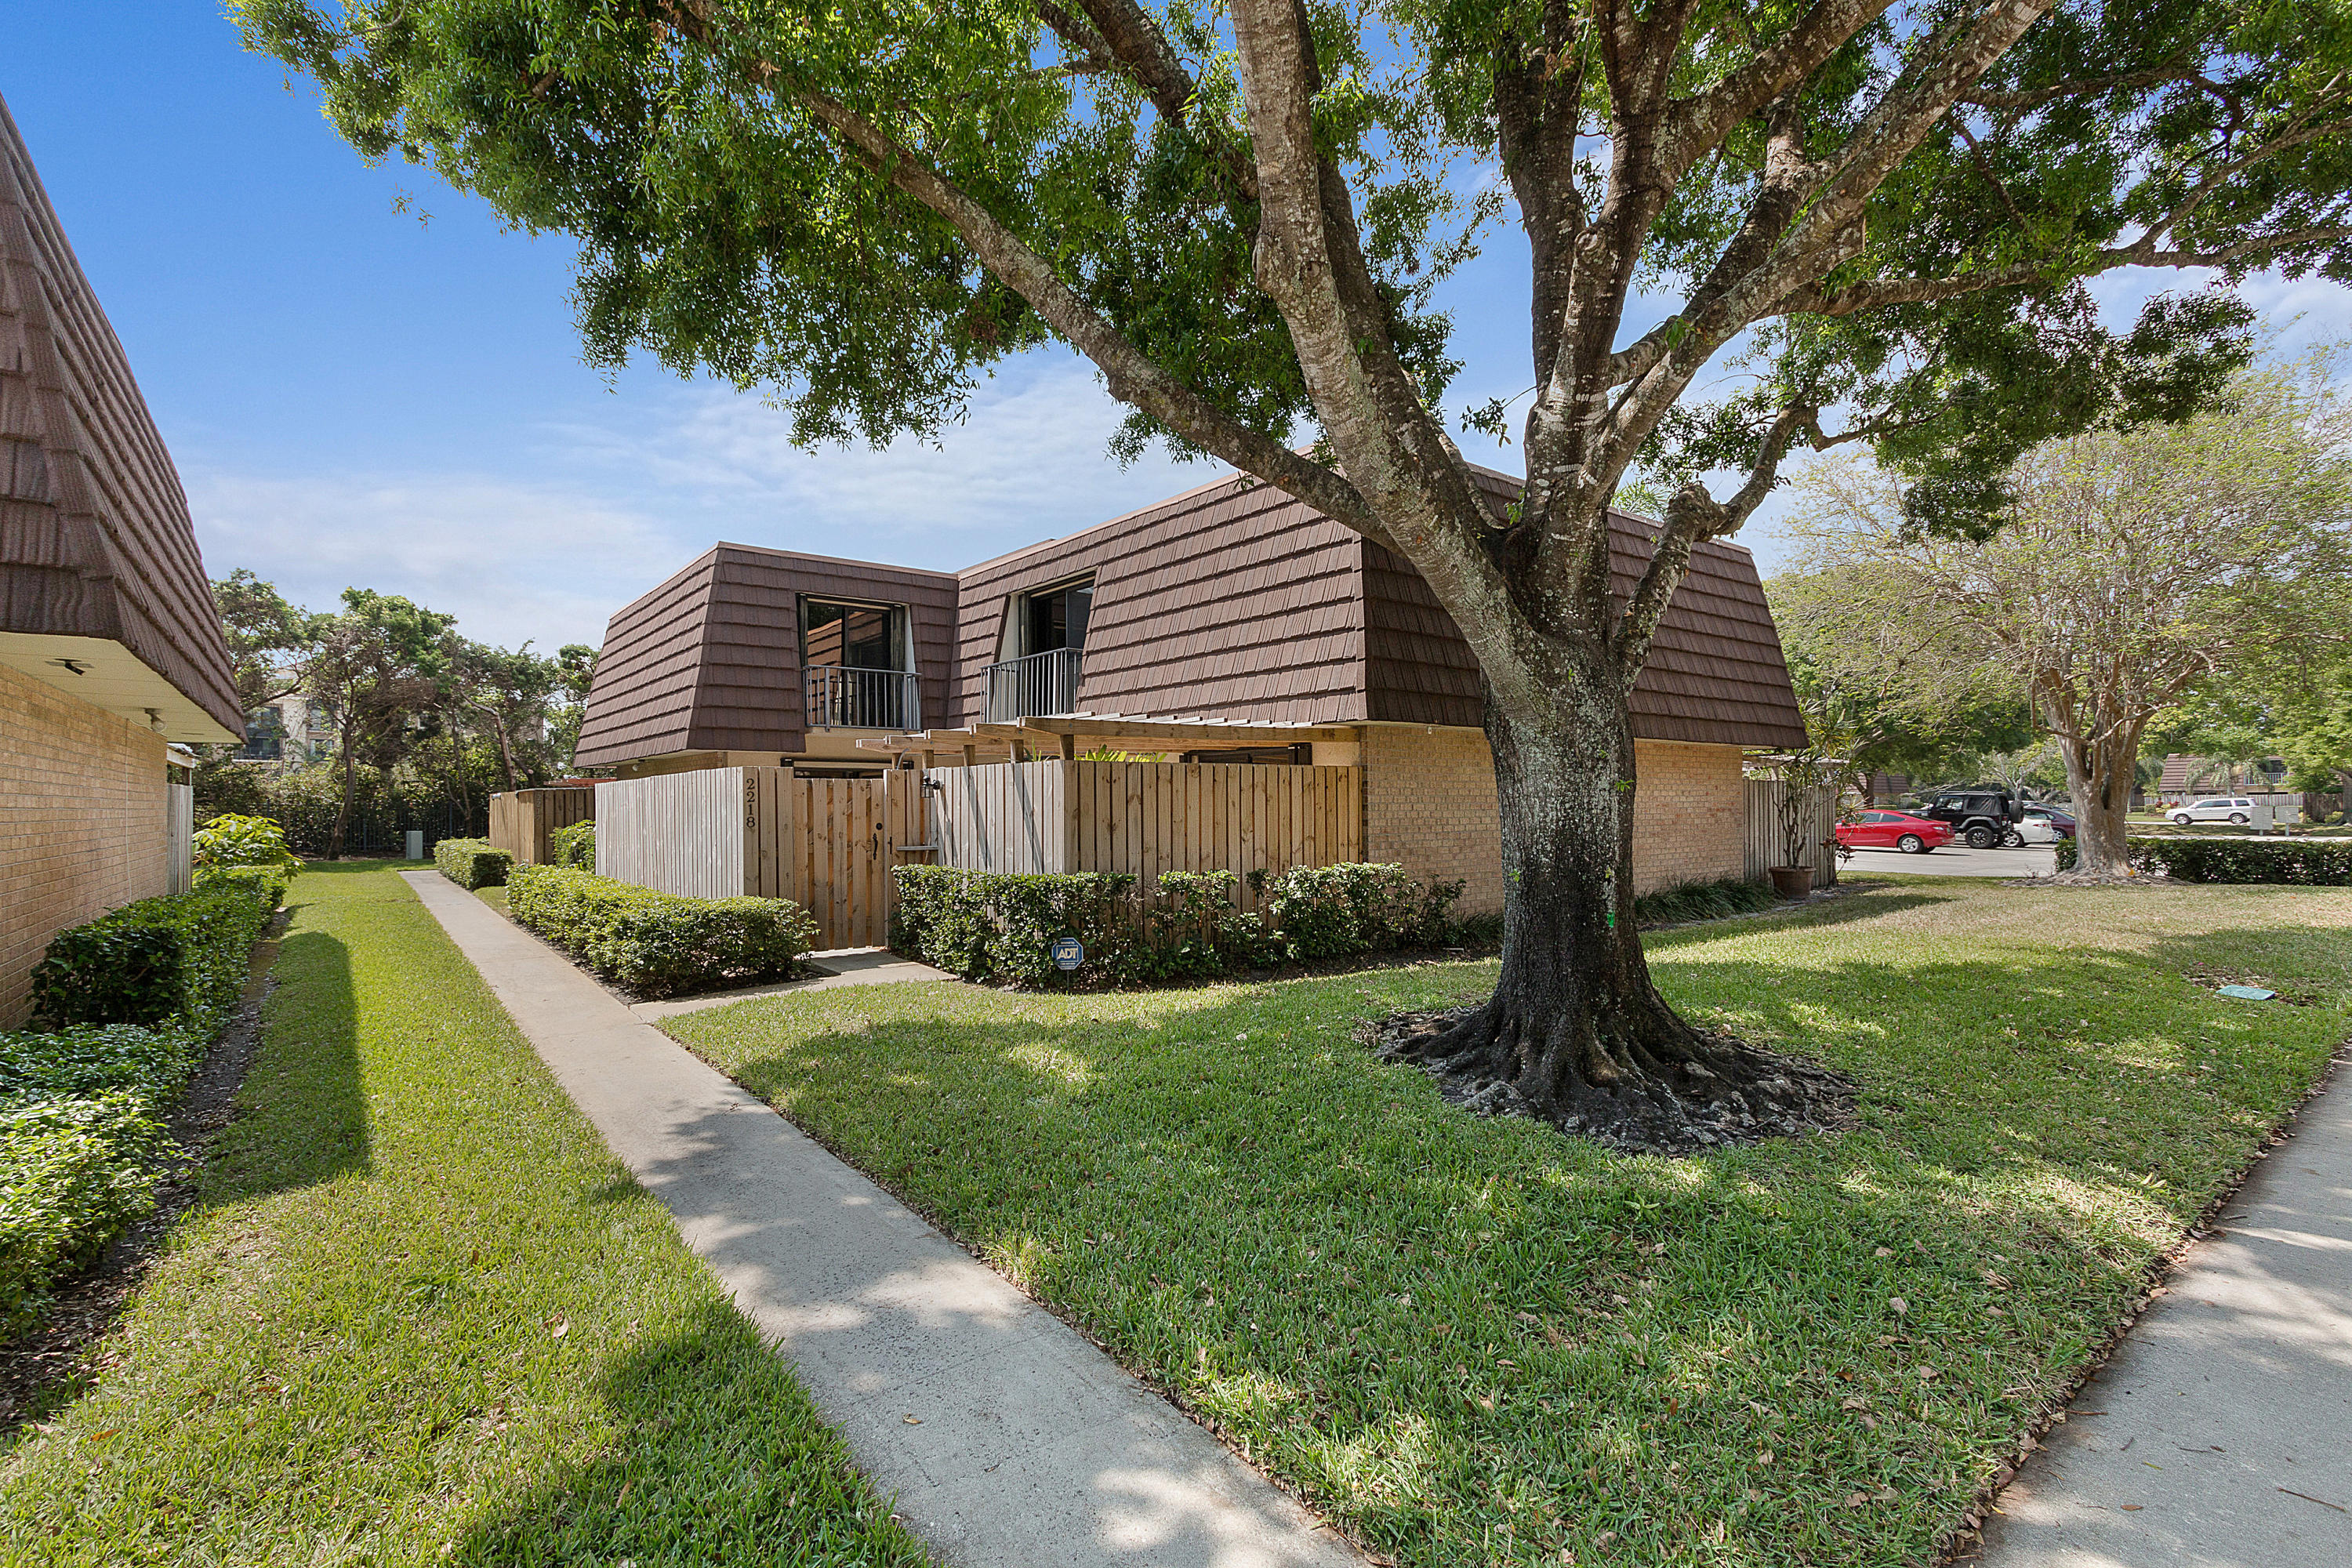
xmin=0 ymin=662 xmax=169 ymax=1026
xmin=1359 ymin=725 xmax=1748 ymax=914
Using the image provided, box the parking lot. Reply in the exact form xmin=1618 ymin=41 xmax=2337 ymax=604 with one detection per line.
xmin=1842 ymin=843 xmax=2060 ymax=878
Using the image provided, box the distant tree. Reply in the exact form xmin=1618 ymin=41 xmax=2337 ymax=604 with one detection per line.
xmin=210 ymin=569 xmax=318 ymax=717
xmin=1771 ymin=570 xmax=2034 ymax=799
xmin=2278 ymin=668 xmax=2352 ymax=820
xmin=241 ymin=0 xmax=2352 ymax=1147
xmin=448 ymin=640 xmax=565 ymax=790
xmin=1789 ymin=363 xmax=2352 ymax=877
xmin=307 ymin=590 xmax=458 ymax=857
xmin=550 ymin=644 xmax=601 ymax=775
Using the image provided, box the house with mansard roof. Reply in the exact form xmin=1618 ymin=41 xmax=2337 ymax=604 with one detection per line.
xmin=0 ymin=93 xmax=243 ymax=1022
xmin=572 ymin=465 xmax=1809 ymax=913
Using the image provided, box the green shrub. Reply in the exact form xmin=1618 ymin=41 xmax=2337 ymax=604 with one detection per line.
xmin=1633 ymin=877 xmax=1780 ymax=926
xmin=892 ymin=862 xmax=1468 ymax=987
xmin=434 ymin=837 xmax=513 ymax=889
xmin=1253 ymin=863 xmax=1463 ymax=961
xmin=0 ymin=1093 xmax=169 ymax=1334
xmin=2057 ymin=834 xmax=2352 ymax=884
xmin=30 ymin=889 xmax=272 ymax=1030
xmin=549 ymin=818 xmax=596 ymax=870
xmin=506 ymin=866 xmax=820 ymax=995
xmin=193 ymin=863 xmax=292 ymax=908
xmin=191 ymin=812 xmax=299 ymax=871
xmin=0 ymin=1022 xmax=207 ymax=1102
xmin=891 ymin=867 xmax=1141 ymax=986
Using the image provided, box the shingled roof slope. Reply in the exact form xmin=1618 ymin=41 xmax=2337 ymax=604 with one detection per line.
xmin=0 ymin=94 xmax=238 ymax=739
xmin=574 ymin=542 xmax=958 ymax=770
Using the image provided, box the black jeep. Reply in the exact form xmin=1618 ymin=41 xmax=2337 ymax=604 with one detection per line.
xmin=1916 ymin=788 xmax=2027 ymax=848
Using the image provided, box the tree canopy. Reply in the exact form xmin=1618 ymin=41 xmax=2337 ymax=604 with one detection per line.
xmin=1784 ymin=359 xmax=2352 ymax=868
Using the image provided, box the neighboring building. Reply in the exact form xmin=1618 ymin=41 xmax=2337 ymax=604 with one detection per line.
xmin=575 ymin=468 xmax=1807 ymax=913
xmin=0 ymin=96 xmax=241 ymax=1023
xmin=2159 ymin=753 xmax=2287 ymax=797
xmin=237 ymin=691 xmax=336 ymax=763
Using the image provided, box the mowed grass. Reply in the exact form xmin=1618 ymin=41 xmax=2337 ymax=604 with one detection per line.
xmin=0 ymin=862 xmax=928 ymax=1568
xmin=666 ymin=878 xmax=2352 ymax=1568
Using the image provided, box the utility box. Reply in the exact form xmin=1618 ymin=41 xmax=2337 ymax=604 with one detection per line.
xmin=405 ymin=829 xmax=424 ymax=861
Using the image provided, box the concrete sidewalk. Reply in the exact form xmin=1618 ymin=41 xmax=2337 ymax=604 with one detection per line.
xmin=1976 ymin=1054 xmax=2352 ymax=1567
xmin=403 ymin=870 xmax=1359 ymax=1568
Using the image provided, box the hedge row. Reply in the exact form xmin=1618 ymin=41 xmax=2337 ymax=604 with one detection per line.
xmin=550 ymin=819 xmax=596 ymax=870
xmin=434 ymin=837 xmax=514 ymax=889
xmin=890 ymin=863 xmax=1468 ymax=987
xmin=30 ymin=885 xmax=277 ymax=1030
xmin=2 ymin=877 xmax=280 ymax=1334
xmin=2055 ymin=835 xmax=2352 ymax=884
xmin=506 ymin=865 xmax=820 ymax=995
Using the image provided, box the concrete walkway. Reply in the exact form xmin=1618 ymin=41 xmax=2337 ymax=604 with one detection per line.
xmin=401 ymin=870 xmax=1359 ymax=1568
xmin=1976 ymin=1054 xmax=2352 ymax=1567
xmin=630 ymin=947 xmax=956 ymax=1022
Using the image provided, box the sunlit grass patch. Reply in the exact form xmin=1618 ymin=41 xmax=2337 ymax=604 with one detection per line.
xmin=0 ymin=862 xmax=927 ymax=1567
xmin=669 ymin=878 xmax=2350 ymax=1567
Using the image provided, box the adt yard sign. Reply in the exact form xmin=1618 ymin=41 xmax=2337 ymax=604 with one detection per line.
xmin=1050 ymin=936 xmax=1085 ymax=971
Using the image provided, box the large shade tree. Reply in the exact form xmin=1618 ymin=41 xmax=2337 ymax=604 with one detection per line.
xmin=1786 ymin=363 xmax=2352 ymax=874
xmin=241 ymin=0 xmax=2352 ymax=1147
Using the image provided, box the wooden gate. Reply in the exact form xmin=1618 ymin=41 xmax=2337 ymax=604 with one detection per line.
xmin=599 ymin=766 xmax=928 ymax=950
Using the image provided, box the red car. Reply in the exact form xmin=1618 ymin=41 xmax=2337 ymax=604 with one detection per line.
xmin=1835 ymin=809 xmax=1956 ymax=855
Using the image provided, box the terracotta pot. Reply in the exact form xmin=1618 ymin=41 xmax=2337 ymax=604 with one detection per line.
xmin=1769 ymin=865 xmax=1815 ymax=900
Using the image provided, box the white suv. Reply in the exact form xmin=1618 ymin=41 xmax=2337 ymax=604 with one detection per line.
xmin=2172 ymin=797 xmax=2256 ymax=825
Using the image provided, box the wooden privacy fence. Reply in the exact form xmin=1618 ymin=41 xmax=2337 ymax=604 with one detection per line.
xmin=929 ymin=759 xmax=1363 ymax=909
xmin=1744 ymin=778 xmax=1840 ymax=884
xmin=595 ymin=768 xmax=924 ymax=949
xmin=489 ymin=786 xmax=597 ymax=866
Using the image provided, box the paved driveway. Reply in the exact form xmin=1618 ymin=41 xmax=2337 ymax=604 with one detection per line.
xmin=1843 ymin=843 xmax=2058 ymax=878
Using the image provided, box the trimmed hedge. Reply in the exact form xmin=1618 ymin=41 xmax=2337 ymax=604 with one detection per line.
xmin=29 ymin=887 xmax=274 ymax=1030
xmin=194 ymin=863 xmax=292 ymax=908
xmin=891 ymin=862 xmax=1469 ymax=988
xmin=2056 ymin=835 xmax=2352 ymax=884
xmin=0 ymin=1094 xmax=168 ymax=1334
xmin=434 ymin=837 xmax=513 ymax=889
xmin=550 ymin=818 xmax=596 ymax=870
xmin=506 ymin=865 xmax=821 ymax=995
xmin=2 ymin=877 xmax=275 ymax=1333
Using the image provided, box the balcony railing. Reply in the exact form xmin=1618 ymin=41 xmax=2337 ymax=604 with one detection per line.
xmin=985 ymin=646 xmax=1083 ymax=722
xmin=804 ymin=664 xmax=920 ymax=731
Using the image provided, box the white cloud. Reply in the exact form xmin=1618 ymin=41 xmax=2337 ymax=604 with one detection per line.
xmin=186 ymin=467 xmax=684 ymax=652
xmin=539 ymin=355 xmax=1221 ymax=561
xmin=180 ymin=352 xmax=1235 ymax=653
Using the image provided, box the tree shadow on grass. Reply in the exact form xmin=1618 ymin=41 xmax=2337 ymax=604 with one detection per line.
xmin=449 ymin=1300 xmax=928 ymax=1568
xmin=201 ymin=924 xmax=372 ymax=1200
xmin=658 ymin=929 xmax=2348 ymax=1564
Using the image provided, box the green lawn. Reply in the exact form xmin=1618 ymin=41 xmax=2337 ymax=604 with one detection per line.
xmin=0 ymin=862 xmax=927 ymax=1567
xmin=666 ymin=877 xmax=2352 ymax=1567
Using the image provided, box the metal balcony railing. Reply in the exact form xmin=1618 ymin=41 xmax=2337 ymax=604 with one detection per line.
xmin=985 ymin=646 xmax=1083 ymax=721
xmin=804 ymin=664 xmax=920 ymax=731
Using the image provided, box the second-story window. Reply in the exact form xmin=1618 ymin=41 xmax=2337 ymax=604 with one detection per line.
xmin=1022 ymin=577 xmax=1092 ymax=655
xmin=803 ymin=598 xmax=909 ymax=670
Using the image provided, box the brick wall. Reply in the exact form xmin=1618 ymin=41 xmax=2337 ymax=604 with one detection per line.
xmin=1359 ymin=724 xmax=1748 ymax=914
xmin=0 ymin=662 xmax=169 ymax=1025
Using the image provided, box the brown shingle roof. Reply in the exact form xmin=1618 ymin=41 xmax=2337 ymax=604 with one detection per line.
xmin=578 ymin=465 xmax=1808 ymax=762
xmin=0 ymin=94 xmax=239 ymax=739
xmin=573 ymin=542 xmax=957 ymax=769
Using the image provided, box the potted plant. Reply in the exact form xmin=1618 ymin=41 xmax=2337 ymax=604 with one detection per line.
xmin=1769 ymin=752 xmax=1843 ymax=899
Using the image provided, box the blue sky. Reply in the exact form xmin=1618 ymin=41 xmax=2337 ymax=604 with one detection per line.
xmin=7 ymin=10 xmax=2346 ymax=655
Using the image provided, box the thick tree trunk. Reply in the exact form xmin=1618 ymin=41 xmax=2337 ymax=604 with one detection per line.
xmin=1387 ymin=667 xmax=1853 ymax=1153
xmin=2060 ymin=721 xmax=2140 ymax=876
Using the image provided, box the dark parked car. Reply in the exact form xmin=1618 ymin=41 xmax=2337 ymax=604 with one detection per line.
xmin=1916 ymin=788 xmax=2027 ymax=848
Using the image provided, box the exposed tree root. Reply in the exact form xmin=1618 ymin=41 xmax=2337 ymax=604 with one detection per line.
xmin=1367 ymin=1003 xmax=1857 ymax=1156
